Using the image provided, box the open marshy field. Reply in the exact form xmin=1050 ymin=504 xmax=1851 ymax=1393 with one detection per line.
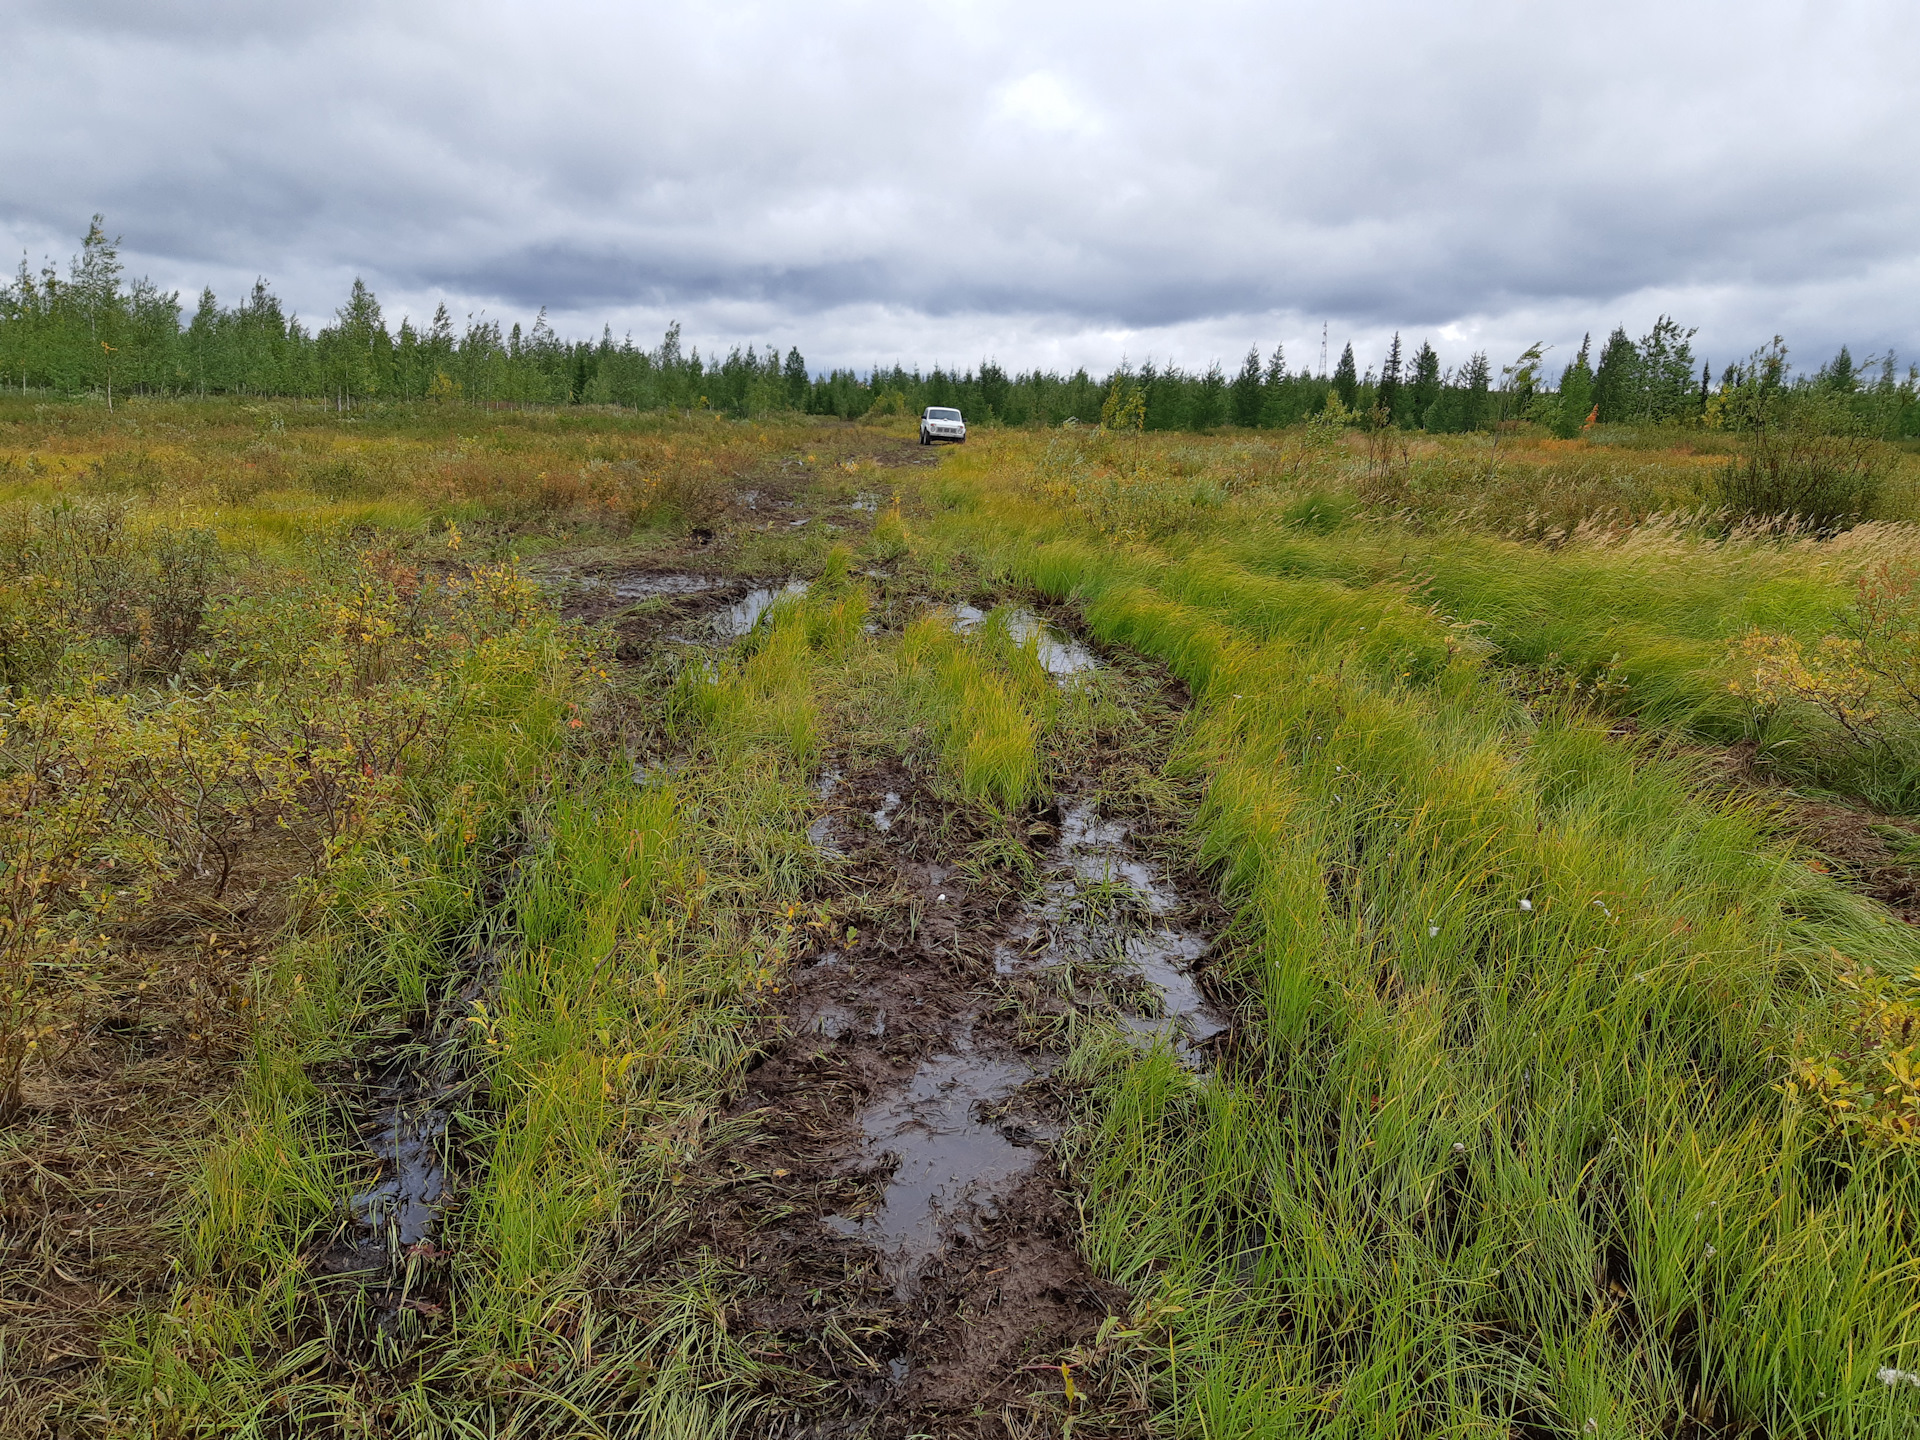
xmin=8 ymin=398 xmax=1920 ymax=1439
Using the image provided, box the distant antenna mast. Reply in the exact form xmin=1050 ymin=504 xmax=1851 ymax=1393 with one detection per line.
xmin=1319 ymin=322 xmax=1328 ymax=379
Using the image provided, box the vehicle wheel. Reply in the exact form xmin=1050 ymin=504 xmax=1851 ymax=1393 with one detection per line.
xmin=919 ymin=431 xmax=928 ymax=445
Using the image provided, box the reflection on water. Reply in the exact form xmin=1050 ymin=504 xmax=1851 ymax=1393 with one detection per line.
xmin=612 ymin=573 xmax=723 ymax=601
xmin=824 ymin=1038 xmax=1048 ymax=1296
xmin=716 ymin=580 xmax=809 ymax=636
xmin=952 ymin=604 xmax=1099 ymax=677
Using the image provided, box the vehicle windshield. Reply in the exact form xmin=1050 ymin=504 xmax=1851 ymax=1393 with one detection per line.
xmin=926 ymin=408 xmax=962 ymax=422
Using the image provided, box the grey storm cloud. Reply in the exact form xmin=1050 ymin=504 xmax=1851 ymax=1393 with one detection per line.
xmin=3 ymin=0 xmax=1917 ymax=374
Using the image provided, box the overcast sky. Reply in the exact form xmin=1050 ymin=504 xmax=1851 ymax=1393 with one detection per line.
xmin=3 ymin=0 xmax=1915 ymax=379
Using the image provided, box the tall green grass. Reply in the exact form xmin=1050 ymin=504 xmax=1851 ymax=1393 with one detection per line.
xmin=897 ymin=607 xmax=1056 ymax=812
xmin=918 ymin=450 xmax=1920 ymax=1435
xmin=104 ymin=572 xmax=876 ymax=1433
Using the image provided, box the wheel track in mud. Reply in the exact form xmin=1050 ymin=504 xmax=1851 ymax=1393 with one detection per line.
xmin=636 ymin=666 xmax=1227 ymax=1436
xmin=302 ymin=829 xmax=531 ymax=1354
xmin=534 ymin=437 xmax=1232 ymax=1434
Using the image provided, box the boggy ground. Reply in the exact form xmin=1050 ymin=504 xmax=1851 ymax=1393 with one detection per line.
xmin=639 ymin=750 xmax=1223 ymax=1438
xmin=668 ymin=759 xmax=1207 ymax=1436
xmin=540 ymin=448 xmax=1223 ymax=1433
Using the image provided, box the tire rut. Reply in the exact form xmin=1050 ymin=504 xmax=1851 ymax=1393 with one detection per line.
xmin=670 ymin=736 xmax=1227 ymax=1436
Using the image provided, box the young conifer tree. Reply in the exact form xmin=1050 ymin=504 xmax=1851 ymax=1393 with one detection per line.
xmin=783 ymin=347 xmax=809 ymax=409
xmin=1231 ymin=346 xmax=1263 ymax=426
xmin=1377 ymin=332 xmax=1403 ymax=425
xmin=1260 ymin=344 xmax=1293 ymax=426
xmin=1408 ymin=340 xmax=1441 ymax=427
xmin=1459 ymin=351 xmax=1492 ymax=430
xmin=1553 ymin=332 xmax=1594 ymax=438
xmin=1824 ymin=345 xmax=1857 ymax=394
xmin=1592 ymin=327 xmax=1638 ymax=423
xmin=1332 ymin=342 xmax=1358 ymax=410
xmin=1195 ymin=360 xmax=1228 ymax=429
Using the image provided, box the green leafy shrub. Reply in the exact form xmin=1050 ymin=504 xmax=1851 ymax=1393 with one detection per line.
xmin=1710 ymin=356 xmax=1887 ymax=529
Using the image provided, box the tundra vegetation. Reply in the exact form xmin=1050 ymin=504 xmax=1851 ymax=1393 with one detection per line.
xmin=6 ymin=315 xmax=1920 ymax=1436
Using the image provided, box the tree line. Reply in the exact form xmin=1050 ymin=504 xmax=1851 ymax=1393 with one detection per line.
xmin=5 ymin=219 xmax=1917 ymax=438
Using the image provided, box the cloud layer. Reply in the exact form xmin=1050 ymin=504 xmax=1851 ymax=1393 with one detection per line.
xmin=4 ymin=0 xmax=1916 ymax=376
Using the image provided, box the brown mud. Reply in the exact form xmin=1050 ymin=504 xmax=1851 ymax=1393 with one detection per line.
xmin=1684 ymin=738 xmax=1920 ymax=924
xmin=548 ymin=463 xmax=1223 ymax=1435
xmin=550 ymin=427 xmax=939 ymax=663
xmin=595 ymin=603 xmax=1225 ymax=1440
xmin=633 ymin=758 xmax=1224 ymax=1437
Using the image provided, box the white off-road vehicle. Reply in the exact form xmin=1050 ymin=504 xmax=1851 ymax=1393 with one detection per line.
xmin=919 ymin=406 xmax=966 ymax=444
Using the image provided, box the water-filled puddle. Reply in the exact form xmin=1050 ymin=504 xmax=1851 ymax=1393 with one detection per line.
xmin=716 ymin=580 xmax=808 ymax=637
xmin=809 ymin=769 xmax=844 ymax=853
xmin=631 ymin=754 xmax=688 ymax=787
xmin=820 ymin=785 xmax=1219 ymax=1296
xmin=343 ymin=1094 xmax=449 ymax=1260
xmin=825 ymin=1042 xmax=1046 ymax=1294
xmin=1120 ymin=929 xmax=1227 ymax=1051
xmin=953 ymin=604 xmax=1099 ymax=677
xmin=1014 ymin=802 xmax=1224 ymax=1055
xmin=1055 ymin=803 xmax=1178 ymax=913
xmin=811 ymin=1003 xmax=885 ymax=1040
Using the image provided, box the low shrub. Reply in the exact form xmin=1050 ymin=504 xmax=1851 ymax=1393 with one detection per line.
xmin=1709 ymin=380 xmax=1887 ymax=530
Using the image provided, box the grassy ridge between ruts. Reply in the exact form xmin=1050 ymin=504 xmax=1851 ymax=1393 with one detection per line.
xmin=105 ymin=580 xmax=858 ymax=1434
xmin=920 ymin=459 xmax=1920 ymax=1435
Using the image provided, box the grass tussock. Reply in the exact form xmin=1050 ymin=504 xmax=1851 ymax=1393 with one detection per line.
xmin=911 ymin=426 xmax=1920 ymax=1435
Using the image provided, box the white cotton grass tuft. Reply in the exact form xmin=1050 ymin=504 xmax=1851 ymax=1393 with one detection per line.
xmin=1519 ymin=898 xmax=1533 ymax=911
xmin=1878 ymin=1367 xmax=1920 ymax=1388
xmin=1429 ymin=925 xmax=1440 ymax=937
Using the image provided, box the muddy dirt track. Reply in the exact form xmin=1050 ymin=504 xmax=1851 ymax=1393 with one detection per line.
xmin=549 ymin=432 xmax=1228 ymax=1435
xmin=659 ymin=763 xmax=1225 ymax=1437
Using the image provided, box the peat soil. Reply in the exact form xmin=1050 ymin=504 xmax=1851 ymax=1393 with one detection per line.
xmin=658 ymin=754 xmax=1226 ymax=1438
xmin=541 ymin=433 xmax=1226 ymax=1433
xmin=303 ymin=831 xmax=530 ymax=1354
xmin=551 ymin=426 xmax=939 ymax=664
xmin=1685 ymin=738 xmax=1920 ymax=924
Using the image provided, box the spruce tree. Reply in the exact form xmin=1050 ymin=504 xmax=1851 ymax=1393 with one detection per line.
xmin=1592 ymin=327 xmax=1637 ymax=423
xmin=1260 ymin=344 xmax=1293 ymax=426
xmin=1196 ymin=360 xmax=1228 ymax=429
xmin=1377 ymin=333 xmax=1403 ymax=425
xmin=1553 ymin=332 xmax=1594 ymax=438
xmin=1825 ymin=345 xmax=1857 ymax=394
xmin=1230 ymin=346 xmax=1263 ymax=426
xmin=1408 ymin=341 xmax=1441 ymax=427
xmin=1332 ymin=342 xmax=1358 ymax=409
xmin=1459 ymin=352 xmax=1491 ymax=430
xmin=1425 ymin=368 xmax=1462 ymax=432
xmin=783 ymin=347 xmax=808 ymax=409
